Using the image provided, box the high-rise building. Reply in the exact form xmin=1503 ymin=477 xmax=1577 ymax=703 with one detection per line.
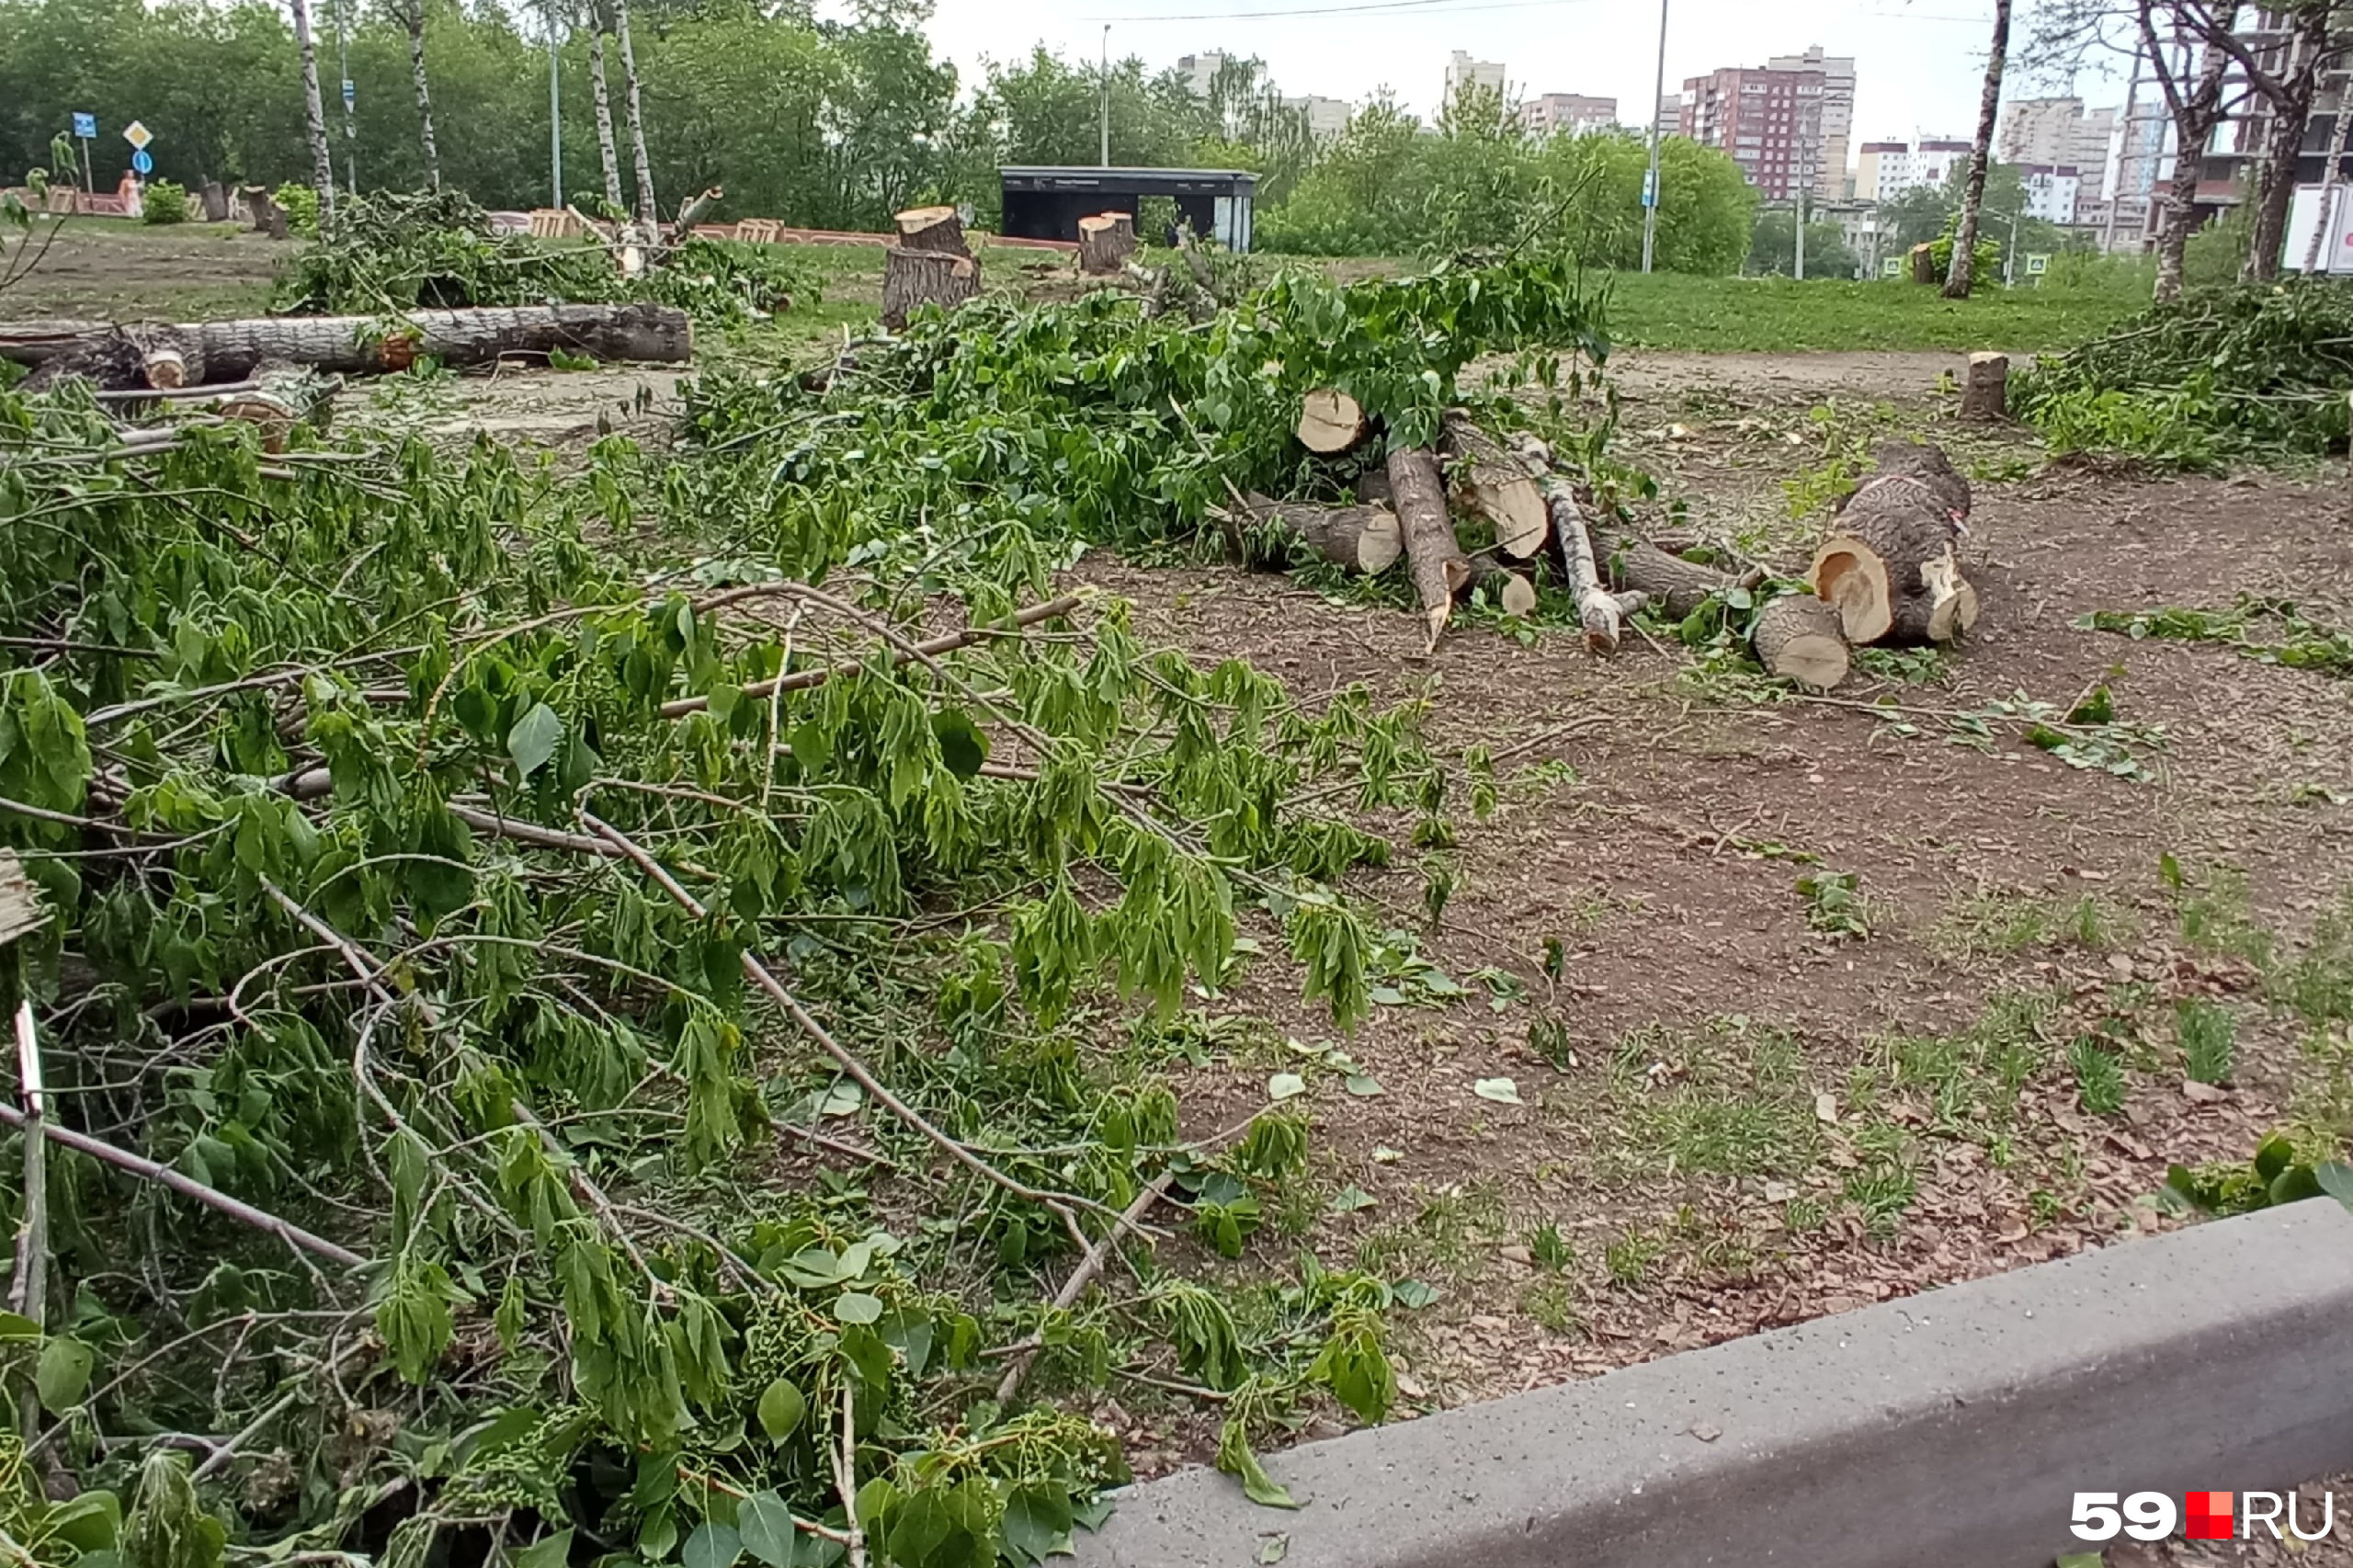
xmin=1855 ymin=134 xmax=1975 ymax=200
xmin=1176 ymin=52 xmax=1230 ymax=98
xmin=1283 ymin=95 xmax=1355 ymax=140
xmin=1766 ymin=46 xmax=1856 ymax=200
xmin=1520 ymin=92 xmax=1618 ymax=136
xmin=1999 ymin=97 xmax=2120 ymax=199
xmin=1679 ymin=62 xmax=1829 ymax=201
xmin=2017 ymin=164 xmax=2084 ymax=223
xmin=1445 ymin=50 xmax=1507 ymax=107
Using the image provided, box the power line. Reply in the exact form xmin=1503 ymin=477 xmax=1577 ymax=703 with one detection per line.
xmin=1084 ymin=0 xmax=1589 ymax=24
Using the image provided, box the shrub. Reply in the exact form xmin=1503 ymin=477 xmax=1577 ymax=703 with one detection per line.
xmin=273 ymin=180 xmax=321 ymax=237
xmin=140 ymin=180 xmax=189 ymax=225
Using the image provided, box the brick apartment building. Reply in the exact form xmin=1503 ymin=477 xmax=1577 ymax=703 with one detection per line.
xmin=1678 ymin=62 xmax=1829 ymax=201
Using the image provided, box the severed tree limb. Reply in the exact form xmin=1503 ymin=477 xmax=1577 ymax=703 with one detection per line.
xmin=993 ymin=1169 xmax=1177 ymax=1406
xmin=1529 ymin=479 xmax=1625 ymax=652
xmin=0 ymin=1102 xmax=364 ymax=1269
xmin=11 ymin=998 xmax=48 ymax=1442
xmin=581 ymin=812 xmax=1117 ymax=1244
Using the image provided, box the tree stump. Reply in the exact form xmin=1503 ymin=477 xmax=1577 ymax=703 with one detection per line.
xmin=1909 ymin=244 xmax=1938 ymax=284
xmin=1961 ymin=351 xmax=2008 ymax=421
xmin=881 ymin=247 xmax=980 ymax=330
xmin=894 ymin=205 xmax=968 ymax=256
xmin=1077 ymin=212 xmax=1137 ymax=276
xmin=199 ymin=181 xmax=230 ymax=222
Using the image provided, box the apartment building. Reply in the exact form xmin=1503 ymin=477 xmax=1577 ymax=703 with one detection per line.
xmin=1766 ymin=46 xmax=1856 ymax=200
xmin=1679 ymin=62 xmax=1829 ymax=201
xmin=1520 ymin=92 xmax=1618 ymax=136
xmin=1446 ymin=50 xmax=1507 ymax=107
xmin=1853 ymin=134 xmax=1973 ymax=201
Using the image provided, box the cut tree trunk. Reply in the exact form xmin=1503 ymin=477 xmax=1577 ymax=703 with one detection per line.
xmin=881 ymin=249 xmax=980 ymax=330
xmin=15 ymin=324 xmax=204 ymax=392
xmin=665 ymin=187 xmax=722 ymax=245
xmin=1593 ymin=526 xmax=1735 ymax=618
xmin=1387 ymin=447 xmax=1464 ymax=652
xmin=1461 ymin=551 xmax=1538 ymax=618
xmin=199 ymin=182 xmax=229 ymax=222
xmin=614 ymin=0 xmax=657 ymax=225
xmin=1297 ymin=388 xmax=1366 ymax=454
xmin=1238 ymin=493 xmax=1401 ymax=574
xmin=289 ymin=0 xmax=336 ymax=236
xmin=1810 ymin=507 xmax=1978 ymax=645
xmin=1441 ymin=413 xmax=1548 ymax=560
xmin=1960 ymin=351 xmax=2008 ymax=421
xmin=2 ymin=306 xmax=692 ymax=382
xmin=895 ymin=206 xmax=970 ymax=256
xmin=589 ymin=14 xmax=628 ymax=215
xmin=1752 ymin=593 xmax=1851 ymax=689
xmin=1078 ymin=212 xmax=1137 ymax=275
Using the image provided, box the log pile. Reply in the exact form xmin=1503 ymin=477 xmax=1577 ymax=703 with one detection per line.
xmin=1245 ymin=389 xmax=1986 ymax=686
xmin=881 ymin=205 xmax=981 ymax=330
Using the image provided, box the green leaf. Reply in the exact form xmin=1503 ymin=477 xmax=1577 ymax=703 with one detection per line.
xmin=1328 ymin=1185 xmax=1376 ymax=1214
xmin=2315 ymin=1160 xmax=2353 ymax=1212
xmin=1472 ymin=1077 xmax=1522 ymax=1106
xmin=36 ymin=1335 xmax=93 ymax=1413
xmin=0 ymin=1311 xmax=41 ymax=1340
xmin=1258 ymin=1537 xmax=1289 ymax=1564
xmin=507 ymin=702 xmax=564 ymax=779
xmin=45 ymin=1489 xmax=121 ymax=1552
xmin=998 ymin=1481 xmax=1075 ymax=1566
xmin=2056 ymin=1557 xmax=2103 ymax=1568
xmin=756 ymin=1378 xmax=806 ymax=1444
xmin=1344 ymin=1073 xmax=1383 ymax=1096
xmin=931 ymin=709 xmax=989 ymax=778
xmin=834 ymin=1290 xmax=884 ymax=1324
xmin=682 ymin=1521 xmax=740 ymax=1568
xmin=1267 ymin=1072 xmax=1306 ymax=1101
xmin=512 ymin=1528 xmax=574 ymax=1568
xmin=736 ymin=1492 xmax=797 ymax=1568
xmin=1392 ymin=1278 xmax=1442 ymax=1309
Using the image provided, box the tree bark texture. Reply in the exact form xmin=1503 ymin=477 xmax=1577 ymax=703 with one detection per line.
xmin=896 ymin=206 xmax=970 ymax=256
xmin=1594 ymin=528 xmax=1734 ymax=618
xmin=589 ymin=15 xmax=627 ymax=214
xmin=614 ymin=0 xmax=657 ymax=225
xmin=404 ymin=0 xmax=440 ymax=192
xmin=1238 ymin=494 xmax=1401 ymax=574
xmin=1945 ymin=0 xmax=2012 ymax=299
xmin=880 ymin=249 xmax=979 ymax=330
xmin=2246 ymin=10 xmax=2327 ymax=281
xmin=1077 ymin=213 xmax=1137 ymax=275
xmin=1752 ymin=593 xmax=1851 ymax=689
xmin=2145 ymin=1 xmax=2241 ymax=303
xmin=290 ymin=0 xmax=337 ymax=237
xmin=1386 ymin=446 xmax=1464 ymax=652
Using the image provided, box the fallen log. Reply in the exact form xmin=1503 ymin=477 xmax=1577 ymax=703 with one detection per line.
xmin=1751 ymin=593 xmax=1850 ymax=688
xmin=1461 ymin=551 xmax=1538 ymax=618
xmin=1298 ymin=389 xmax=1366 ymax=454
xmin=1442 ymin=414 xmax=1548 ymax=560
xmin=881 ymin=247 xmax=980 ymax=330
xmin=1078 ymin=212 xmax=1138 ymax=276
xmin=3 ymin=305 xmax=693 ymax=383
xmin=1237 ymin=493 xmax=1402 ymax=574
xmin=1594 ymin=527 xmax=1737 ymax=619
xmin=1387 ymin=447 xmax=1464 ymax=652
xmin=1528 ymin=478 xmax=1626 ymax=652
xmin=894 ymin=205 xmax=969 ymax=256
xmin=1809 ymin=507 xmax=1978 ymax=645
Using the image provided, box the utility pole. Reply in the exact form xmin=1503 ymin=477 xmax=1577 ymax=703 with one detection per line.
xmin=548 ymin=0 xmax=564 ymax=206
xmin=1794 ymin=190 xmax=1806 ymax=278
xmin=1100 ymin=25 xmax=1112 ymax=168
xmin=2106 ymin=41 xmax=2143 ymax=254
xmin=1641 ymin=0 xmax=1669 ymax=271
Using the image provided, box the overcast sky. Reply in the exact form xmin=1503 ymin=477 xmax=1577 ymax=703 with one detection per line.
xmin=906 ymin=0 xmax=2135 ymax=145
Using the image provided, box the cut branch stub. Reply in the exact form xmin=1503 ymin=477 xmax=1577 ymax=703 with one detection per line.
xmin=1751 ymin=592 xmax=1851 ymax=689
xmin=1386 ymin=446 xmax=1463 ymax=652
xmin=1297 ymin=388 xmax=1366 ymax=454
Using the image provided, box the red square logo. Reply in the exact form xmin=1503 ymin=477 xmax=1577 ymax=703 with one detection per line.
xmin=2187 ymin=1492 xmax=2234 ymax=1541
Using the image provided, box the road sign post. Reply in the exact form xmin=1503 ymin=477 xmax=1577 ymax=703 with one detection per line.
xmin=69 ymin=113 xmax=96 ymax=196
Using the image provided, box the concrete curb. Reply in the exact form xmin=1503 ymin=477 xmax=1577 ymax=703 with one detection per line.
xmin=1074 ymin=1200 xmax=2353 ymax=1567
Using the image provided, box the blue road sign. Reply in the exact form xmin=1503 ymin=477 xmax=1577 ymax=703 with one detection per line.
xmin=342 ymin=78 xmax=356 ymax=106
xmin=131 ymin=148 xmax=153 ymax=175
xmin=72 ymin=112 xmax=97 ymax=139
xmin=1641 ymin=167 xmax=1658 ymax=209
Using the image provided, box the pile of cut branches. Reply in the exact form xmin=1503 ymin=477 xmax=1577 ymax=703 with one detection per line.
xmin=2013 ymin=278 xmax=2353 ymax=468
xmin=0 ymin=256 xmax=1653 ymax=1568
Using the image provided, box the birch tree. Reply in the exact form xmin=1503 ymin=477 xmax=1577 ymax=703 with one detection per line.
xmin=1946 ymin=0 xmax=2014 ymax=297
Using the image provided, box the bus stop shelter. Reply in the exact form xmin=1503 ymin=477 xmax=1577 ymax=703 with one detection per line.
xmin=997 ymin=167 xmax=1257 ymax=253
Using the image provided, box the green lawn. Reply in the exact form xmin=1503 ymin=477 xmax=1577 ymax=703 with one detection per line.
xmin=1592 ymin=270 xmax=2149 ymax=354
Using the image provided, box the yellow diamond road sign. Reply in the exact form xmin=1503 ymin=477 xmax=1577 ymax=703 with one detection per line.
xmin=122 ymin=120 xmax=153 ymax=150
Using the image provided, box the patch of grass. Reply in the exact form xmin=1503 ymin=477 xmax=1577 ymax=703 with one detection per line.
xmin=1528 ymin=1221 xmax=1574 ymax=1271
xmin=1937 ymin=886 xmax=2053 ymax=959
xmin=1604 ymin=1227 xmax=1661 ymax=1288
xmin=2068 ymin=1035 xmax=2128 ymax=1114
xmin=1599 ymin=269 xmax=2148 ymax=354
xmin=1782 ymin=1195 xmax=1829 ymax=1233
xmin=1843 ymin=1153 xmax=1917 ymax=1238
xmin=2162 ymin=857 xmax=2276 ymax=966
xmin=1608 ymin=1020 xmax=1821 ymax=1180
xmin=1884 ymin=987 xmax=2059 ymax=1132
xmin=2177 ymin=998 xmax=2237 ymax=1085
xmin=1852 ymin=645 xmax=1951 ymax=686
xmin=1518 ymin=1277 xmax=1583 ymax=1335
xmin=2275 ymin=892 xmax=2353 ymax=1026
xmin=2059 ymin=893 xmax=2131 ymax=950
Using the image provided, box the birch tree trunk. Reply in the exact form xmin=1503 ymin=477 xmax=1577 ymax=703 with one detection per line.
xmin=2245 ymin=12 xmax=2326 ymax=281
xmin=2147 ymin=5 xmax=2239 ymax=303
xmin=2304 ymin=73 xmax=2353 ymax=273
xmin=1945 ymin=0 xmax=2012 ymax=299
xmin=613 ymin=0 xmax=657 ymax=225
xmin=403 ymin=0 xmax=441 ymax=192
xmin=588 ymin=8 xmax=626 ymax=214
xmin=290 ymin=0 xmax=337 ymax=236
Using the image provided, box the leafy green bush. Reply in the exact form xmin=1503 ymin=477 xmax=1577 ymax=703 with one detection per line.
xmin=1926 ymin=214 xmax=2002 ymax=283
xmin=272 ymin=179 xmax=320 ymax=237
xmin=137 ymin=179 xmax=188 ymax=225
xmin=2013 ymin=279 xmax=2353 ymax=467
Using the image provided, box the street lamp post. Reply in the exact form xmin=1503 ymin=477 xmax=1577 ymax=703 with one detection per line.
xmin=1100 ymin=26 xmax=1111 ymax=168
xmin=548 ymin=0 xmax=563 ymax=206
xmin=1641 ymin=0 xmax=1669 ymax=272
